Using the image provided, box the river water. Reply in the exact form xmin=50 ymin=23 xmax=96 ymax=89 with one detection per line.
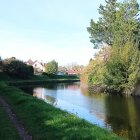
xmin=20 ymin=82 xmax=140 ymax=140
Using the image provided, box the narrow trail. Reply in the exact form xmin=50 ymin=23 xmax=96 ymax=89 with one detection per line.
xmin=0 ymin=96 xmax=32 ymax=140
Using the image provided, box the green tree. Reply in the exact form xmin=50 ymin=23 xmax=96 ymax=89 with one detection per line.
xmin=0 ymin=56 xmax=2 ymax=71
xmin=87 ymin=0 xmax=117 ymax=47
xmin=81 ymin=47 xmax=110 ymax=85
xmin=113 ymin=0 xmax=140 ymax=47
xmin=87 ymin=0 xmax=140 ymax=48
xmin=104 ymin=40 xmax=140 ymax=94
xmin=86 ymin=0 xmax=140 ymax=95
xmin=45 ymin=60 xmax=58 ymax=75
xmin=2 ymin=57 xmax=33 ymax=78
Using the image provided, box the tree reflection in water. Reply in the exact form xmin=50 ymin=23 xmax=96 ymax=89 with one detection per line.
xmin=80 ymin=85 xmax=140 ymax=140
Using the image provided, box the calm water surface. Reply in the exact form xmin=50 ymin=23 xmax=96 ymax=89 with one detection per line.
xmin=20 ymin=82 xmax=140 ymax=140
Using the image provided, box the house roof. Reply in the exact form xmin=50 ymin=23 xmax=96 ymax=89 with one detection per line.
xmin=26 ymin=59 xmax=44 ymax=67
xmin=66 ymin=69 xmax=78 ymax=74
xmin=66 ymin=68 xmax=83 ymax=75
xmin=26 ymin=59 xmax=34 ymax=65
xmin=33 ymin=60 xmax=44 ymax=66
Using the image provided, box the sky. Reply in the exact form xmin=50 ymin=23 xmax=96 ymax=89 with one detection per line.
xmin=0 ymin=0 xmax=105 ymax=66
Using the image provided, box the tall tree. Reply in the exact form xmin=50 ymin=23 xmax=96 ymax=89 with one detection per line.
xmin=113 ymin=0 xmax=140 ymax=47
xmin=87 ymin=0 xmax=117 ymax=48
xmin=87 ymin=0 xmax=140 ymax=48
xmin=86 ymin=0 xmax=140 ymax=95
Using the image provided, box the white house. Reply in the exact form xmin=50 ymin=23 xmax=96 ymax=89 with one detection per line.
xmin=32 ymin=60 xmax=45 ymax=73
xmin=26 ymin=59 xmax=45 ymax=73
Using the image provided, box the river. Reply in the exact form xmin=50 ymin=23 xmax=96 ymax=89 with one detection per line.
xmin=20 ymin=82 xmax=140 ymax=140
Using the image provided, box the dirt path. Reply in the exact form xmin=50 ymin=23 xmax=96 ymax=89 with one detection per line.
xmin=0 ymin=96 xmax=32 ymax=140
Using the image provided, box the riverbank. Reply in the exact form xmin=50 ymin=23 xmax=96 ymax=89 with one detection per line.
xmin=0 ymin=82 xmax=122 ymax=140
xmin=0 ymin=72 xmax=80 ymax=86
xmin=7 ymin=79 xmax=80 ymax=86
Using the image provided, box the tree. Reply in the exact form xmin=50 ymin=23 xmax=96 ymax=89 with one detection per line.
xmin=2 ymin=57 xmax=33 ymax=78
xmin=45 ymin=60 xmax=58 ymax=75
xmin=113 ymin=0 xmax=140 ymax=47
xmin=104 ymin=40 xmax=140 ymax=94
xmin=87 ymin=0 xmax=140 ymax=48
xmin=81 ymin=46 xmax=110 ymax=85
xmin=86 ymin=0 xmax=140 ymax=95
xmin=87 ymin=0 xmax=117 ymax=47
xmin=0 ymin=56 xmax=2 ymax=72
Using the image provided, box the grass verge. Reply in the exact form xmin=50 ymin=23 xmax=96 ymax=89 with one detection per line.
xmin=0 ymin=82 xmax=122 ymax=140
xmin=0 ymin=103 xmax=20 ymax=140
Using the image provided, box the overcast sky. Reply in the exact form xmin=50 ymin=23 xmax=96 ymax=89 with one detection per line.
xmin=0 ymin=0 xmax=120 ymax=65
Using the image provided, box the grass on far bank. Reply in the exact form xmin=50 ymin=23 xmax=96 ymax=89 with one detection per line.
xmin=0 ymin=72 xmax=80 ymax=86
xmin=0 ymin=82 xmax=122 ymax=140
xmin=0 ymin=72 xmax=79 ymax=81
xmin=0 ymin=104 xmax=20 ymax=140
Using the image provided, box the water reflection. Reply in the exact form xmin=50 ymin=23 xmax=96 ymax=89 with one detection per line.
xmin=104 ymin=96 xmax=140 ymax=139
xmin=19 ymin=83 xmax=140 ymax=140
xmin=81 ymin=86 xmax=140 ymax=140
xmin=33 ymin=88 xmax=57 ymax=106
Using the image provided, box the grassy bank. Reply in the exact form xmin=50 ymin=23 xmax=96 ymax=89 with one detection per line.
xmin=0 ymin=102 xmax=20 ymax=140
xmin=0 ymin=72 xmax=80 ymax=86
xmin=7 ymin=79 xmax=80 ymax=86
xmin=0 ymin=82 xmax=122 ymax=140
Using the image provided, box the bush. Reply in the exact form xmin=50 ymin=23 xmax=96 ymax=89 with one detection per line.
xmin=104 ymin=41 xmax=140 ymax=95
xmin=2 ymin=57 xmax=33 ymax=78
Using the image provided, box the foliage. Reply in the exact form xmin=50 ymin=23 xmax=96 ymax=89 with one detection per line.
xmin=45 ymin=60 xmax=58 ymax=75
xmin=87 ymin=0 xmax=117 ymax=47
xmin=0 ymin=56 xmax=2 ymax=71
xmin=87 ymin=0 xmax=140 ymax=48
xmin=2 ymin=57 xmax=33 ymax=78
xmin=81 ymin=47 xmax=109 ymax=85
xmin=43 ymin=72 xmax=79 ymax=80
xmin=113 ymin=0 xmax=140 ymax=47
xmin=85 ymin=0 xmax=140 ymax=95
xmin=27 ymin=65 xmax=34 ymax=75
xmin=104 ymin=41 xmax=140 ymax=94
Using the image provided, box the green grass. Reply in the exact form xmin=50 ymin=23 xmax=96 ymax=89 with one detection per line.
xmin=0 ymin=82 xmax=123 ymax=140
xmin=0 ymin=104 xmax=20 ymax=140
xmin=0 ymin=72 xmax=80 ymax=86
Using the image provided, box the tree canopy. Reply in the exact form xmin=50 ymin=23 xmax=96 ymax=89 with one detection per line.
xmin=45 ymin=60 xmax=58 ymax=75
xmin=2 ymin=57 xmax=34 ymax=78
xmin=84 ymin=0 xmax=140 ymax=95
xmin=87 ymin=0 xmax=140 ymax=48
